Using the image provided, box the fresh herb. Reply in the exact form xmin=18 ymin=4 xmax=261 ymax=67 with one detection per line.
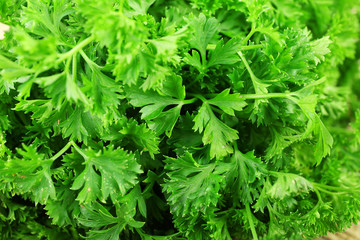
xmin=0 ymin=0 xmax=360 ymax=239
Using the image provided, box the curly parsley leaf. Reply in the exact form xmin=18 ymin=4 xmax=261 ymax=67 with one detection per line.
xmin=193 ymin=103 xmax=239 ymax=159
xmin=71 ymin=146 xmax=142 ymax=203
xmin=163 ymin=153 xmax=226 ymax=216
xmin=0 ymin=145 xmax=56 ymax=205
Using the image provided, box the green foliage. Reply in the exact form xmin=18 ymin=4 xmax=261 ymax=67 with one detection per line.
xmin=0 ymin=0 xmax=360 ymax=239
xmin=163 ymin=153 xmax=226 ymax=217
xmin=71 ymin=146 xmax=142 ymax=203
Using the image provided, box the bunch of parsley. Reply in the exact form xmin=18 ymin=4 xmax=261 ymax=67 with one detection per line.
xmin=0 ymin=0 xmax=360 ymax=239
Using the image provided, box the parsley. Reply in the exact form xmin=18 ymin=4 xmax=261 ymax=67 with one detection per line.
xmin=0 ymin=0 xmax=360 ymax=239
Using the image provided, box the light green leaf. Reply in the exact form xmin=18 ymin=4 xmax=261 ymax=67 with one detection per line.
xmin=60 ymin=107 xmax=90 ymax=144
xmin=71 ymin=146 xmax=142 ymax=203
xmin=193 ymin=104 xmax=238 ymax=159
xmin=256 ymin=25 xmax=284 ymax=46
xmin=207 ymin=89 xmax=247 ymax=116
xmin=268 ymin=173 xmax=313 ymax=200
xmin=148 ymin=105 xmax=182 ymax=137
xmin=127 ymin=88 xmax=181 ymax=120
xmin=163 ymin=153 xmax=226 ymax=216
xmin=310 ymin=36 xmax=332 ymax=65
xmin=207 ymin=39 xmax=242 ymax=67
xmin=127 ymin=78 xmax=187 ymax=136
xmin=71 ymin=164 xmax=101 ymax=204
xmin=0 ymin=145 xmax=56 ymax=204
xmin=126 ymin=0 xmax=155 ymax=16
xmin=119 ymin=118 xmax=160 ymax=157
xmin=189 ymin=13 xmax=219 ymax=61
xmin=221 ymin=150 xmax=267 ymax=204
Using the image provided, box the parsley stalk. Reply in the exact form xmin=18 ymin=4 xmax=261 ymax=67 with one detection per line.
xmin=207 ymin=44 xmax=262 ymax=51
xmin=56 ymin=35 xmax=95 ymax=64
xmin=50 ymin=141 xmax=74 ymax=161
xmin=50 ymin=141 xmax=87 ymax=161
xmin=245 ymin=203 xmax=259 ymax=240
xmin=242 ymin=27 xmax=257 ymax=45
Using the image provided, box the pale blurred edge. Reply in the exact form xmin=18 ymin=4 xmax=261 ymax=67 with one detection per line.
xmin=0 ymin=22 xmax=10 ymax=40
xmin=314 ymin=225 xmax=360 ymax=240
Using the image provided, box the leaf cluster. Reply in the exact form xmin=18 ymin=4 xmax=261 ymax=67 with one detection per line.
xmin=0 ymin=0 xmax=360 ymax=239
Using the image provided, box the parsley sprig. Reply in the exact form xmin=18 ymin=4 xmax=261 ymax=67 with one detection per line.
xmin=0 ymin=0 xmax=360 ymax=239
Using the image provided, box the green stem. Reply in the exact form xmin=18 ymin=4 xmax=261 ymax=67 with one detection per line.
xmin=57 ymin=35 xmax=95 ymax=63
xmin=313 ymin=182 xmax=360 ymax=193
xmin=65 ymin=57 xmax=71 ymax=71
xmin=237 ymin=50 xmax=259 ymax=92
xmin=70 ymin=226 xmax=80 ymax=240
xmin=270 ymin=171 xmax=360 ymax=192
xmin=72 ymin=54 xmax=77 ymax=83
xmin=211 ymin=106 xmax=224 ymax=115
xmin=301 ymin=77 xmax=326 ymax=91
xmin=118 ymin=0 xmax=124 ymax=13
xmin=188 ymin=92 xmax=292 ymax=103
xmin=245 ymin=203 xmax=259 ymax=240
xmin=50 ymin=141 xmax=88 ymax=161
xmin=315 ymin=186 xmax=347 ymax=195
xmin=70 ymin=141 xmax=88 ymax=160
xmin=268 ymin=170 xmax=282 ymax=176
xmin=240 ymin=92 xmax=291 ymax=100
xmin=296 ymin=188 xmax=323 ymax=220
xmin=182 ymin=98 xmax=198 ymax=105
xmin=207 ymin=44 xmax=262 ymax=51
xmin=262 ymin=78 xmax=280 ymax=83
xmin=242 ymin=27 xmax=257 ymax=45
xmin=188 ymin=93 xmax=208 ymax=102
xmin=50 ymin=141 xmax=73 ymax=161
xmin=80 ymin=50 xmax=101 ymax=69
